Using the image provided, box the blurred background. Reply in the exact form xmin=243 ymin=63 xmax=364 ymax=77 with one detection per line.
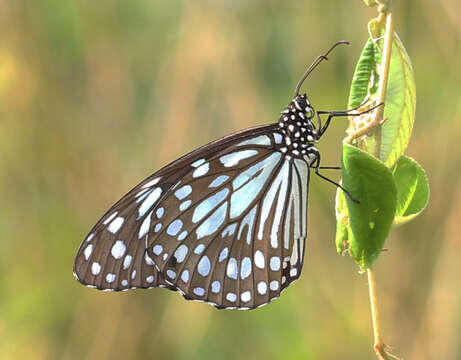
xmin=1 ymin=1 xmax=460 ymax=359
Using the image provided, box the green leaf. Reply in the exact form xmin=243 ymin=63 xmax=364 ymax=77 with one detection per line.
xmin=335 ymin=188 xmax=349 ymax=255
xmin=347 ymin=29 xmax=416 ymax=168
xmin=392 ymin=155 xmax=430 ymax=225
xmin=347 ymin=38 xmax=379 ymax=110
xmin=380 ymin=33 xmax=416 ymax=168
xmin=340 ymin=142 xmax=397 ymax=269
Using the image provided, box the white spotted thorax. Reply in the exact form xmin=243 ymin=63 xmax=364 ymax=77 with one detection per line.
xmin=277 ymin=93 xmax=320 ymax=165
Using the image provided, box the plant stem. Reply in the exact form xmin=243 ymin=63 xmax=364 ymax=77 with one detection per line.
xmin=367 ymin=268 xmax=383 ymax=356
xmin=367 ymin=268 xmax=401 ymax=360
xmin=371 ymin=12 xmax=393 ymax=157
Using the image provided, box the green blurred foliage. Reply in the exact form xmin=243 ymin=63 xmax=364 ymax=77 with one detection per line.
xmin=0 ymin=1 xmax=460 ymax=359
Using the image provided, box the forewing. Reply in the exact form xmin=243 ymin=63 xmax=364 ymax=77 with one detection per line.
xmin=74 ymin=124 xmax=280 ymax=291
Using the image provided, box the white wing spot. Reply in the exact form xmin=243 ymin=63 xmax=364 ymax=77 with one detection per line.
xmin=222 ymin=224 xmax=237 ymax=237
xmin=181 ymin=270 xmax=190 ymax=283
xmin=167 ymin=219 xmax=183 ymax=236
xmin=85 ymin=233 xmax=94 ymax=242
xmin=230 ymin=152 xmax=282 ymax=219
xmin=146 ymin=275 xmax=154 ymax=283
xmin=270 ymin=256 xmax=281 ymax=271
xmin=192 ymin=188 xmax=229 ymax=223
xmin=138 ymin=211 xmax=152 ymax=239
xmin=219 ymin=150 xmax=259 ymax=167
xmin=138 ymin=187 xmax=162 ymax=218
xmin=237 ymin=135 xmax=271 ymax=147
xmin=254 ymin=250 xmax=265 ymax=269
xmin=273 ymin=133 xmax=283 ymax=144
xmin=290 ymin=241 xmax=299 ymax=266
xmin=83 ymin=244 xmax=93 ymax=260
xmin=237 ymin=205 xmax=257 ymax=245
xmin=177 ymin=230 xmax=188 ymax=241
xmin=131 ymin=269 xmax=137 ymax=280
xmin=226 ymin=292 xmax=237 ymax=302
xmin=193 ymin=287 xmax=205 ymax=296
xmin=107 ymin=216 xmax=125 ymax=234
xmin=192 ymin=162 xmax=210 ymax=178
xmin=270 ymin=280 xmax=279 ymax=291
xmin=153 ymin=245 xmax=163 ymax=255
xmin=191 ymin=158 xmax=206 ymax=168
xmin=121 ymin=279 xmax=128 ymax=286
xmin=167 ymin=270 xmax=176 ymax=279
xmin=197 ymin=256 xmax=211 ymax=276
xmin=196 ymin=202 xmax=228 ymax=240
xmin=106 ymin=273 xmax=116 ymax=283
xmin=123 ymin=255 xmax=132 ymax=269
xmin=141 ymin=177 xmax=160 ymax=189
xmin=91 ymin=262 xmax=101 ymax=275
xmin=290 ymin=268 xmax=298 ymax=277
xmin=110 ymin=240 xmax=126 ymax=259
xmin=179 ymin=200 xmax=191 ymax=211
xmin=175 ymin=185 xmax=192 ymax=200
xmin=154 ymin=223 xmax=162 ymax=233
xmin=174 ymin=245 xmax=188 ymax=263
xmin=209 ymin=175 xmax=229 ymax=188
xmin=226 ymin=258 xmax=238 ymax=279
xmin=259 ymin=159 xmax=290 ymax=246
xmin=257 ymin=281 xmax=267 ymax=295
xmin=219 ymin=248 xmax=229 ymax=262
xmin=211 ymin=281 xmax=221 ymax=293
xmin=156 ymin=207 xmax=164 ymax=219
xmin=194 ymin=244 xmax=205 ymax=254
xmin=241 ymin=291 xmax=251 ymax=302
xmin=240 ymin=257 xmax=252 ymax=280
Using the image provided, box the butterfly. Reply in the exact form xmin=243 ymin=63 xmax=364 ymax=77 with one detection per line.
xmin=73 ymin=41 xmax=376 ymax=310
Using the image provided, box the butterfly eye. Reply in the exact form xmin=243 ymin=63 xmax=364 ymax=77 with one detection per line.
xmin=305 ymin=105 xmax=315 ymax=119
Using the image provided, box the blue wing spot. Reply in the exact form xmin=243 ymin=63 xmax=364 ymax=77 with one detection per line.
xmin=226 ymin=258 xmax=238 ymax=280
xmin=167 ymin=219 xmax=183 ymax=236
xmin=211 ymin=281 xmax=221 ymax=293
xmin=219 ymin=150 xmax=259 ymax=168
xmin=240 ymin=257 xmax=252 ymax=280
xmin=175 ymin=185 xmax=192 ymax=200
xmin=209 ymin=175 xmax=230 ymax=188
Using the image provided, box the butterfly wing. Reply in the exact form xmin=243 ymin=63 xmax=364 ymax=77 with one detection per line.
xmin=74 ymin=124 xmax=310 ymax=308
xmin=74 ymin=125 xmax=280 ymax=289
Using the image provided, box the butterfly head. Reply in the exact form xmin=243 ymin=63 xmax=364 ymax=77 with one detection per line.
xmin=294 ymin=94 xmax=315 ymax=119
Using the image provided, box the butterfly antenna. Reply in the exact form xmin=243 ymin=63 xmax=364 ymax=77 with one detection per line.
xmin=294 ymin=40 xmax=350 ymax=97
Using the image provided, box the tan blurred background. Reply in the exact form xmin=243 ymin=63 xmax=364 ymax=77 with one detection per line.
xmin=1 ymin=1 xmax=460 ymax=359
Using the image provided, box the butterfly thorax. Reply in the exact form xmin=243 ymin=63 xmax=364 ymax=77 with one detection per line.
xmin=277 ymin=94 xmax=319 ymax=164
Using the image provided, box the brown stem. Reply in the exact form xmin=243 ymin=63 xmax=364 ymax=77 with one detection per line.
xmin=367 ymin=268 xmax=401 ymax=360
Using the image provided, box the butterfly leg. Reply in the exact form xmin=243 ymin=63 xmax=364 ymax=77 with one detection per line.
xmin=316 ymin=102 xmax=384 ymax=137
xmin=309 ymin=152 xmax=360 ymax=203
xmin=318 ymin=165 xmax=341 ymax=170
